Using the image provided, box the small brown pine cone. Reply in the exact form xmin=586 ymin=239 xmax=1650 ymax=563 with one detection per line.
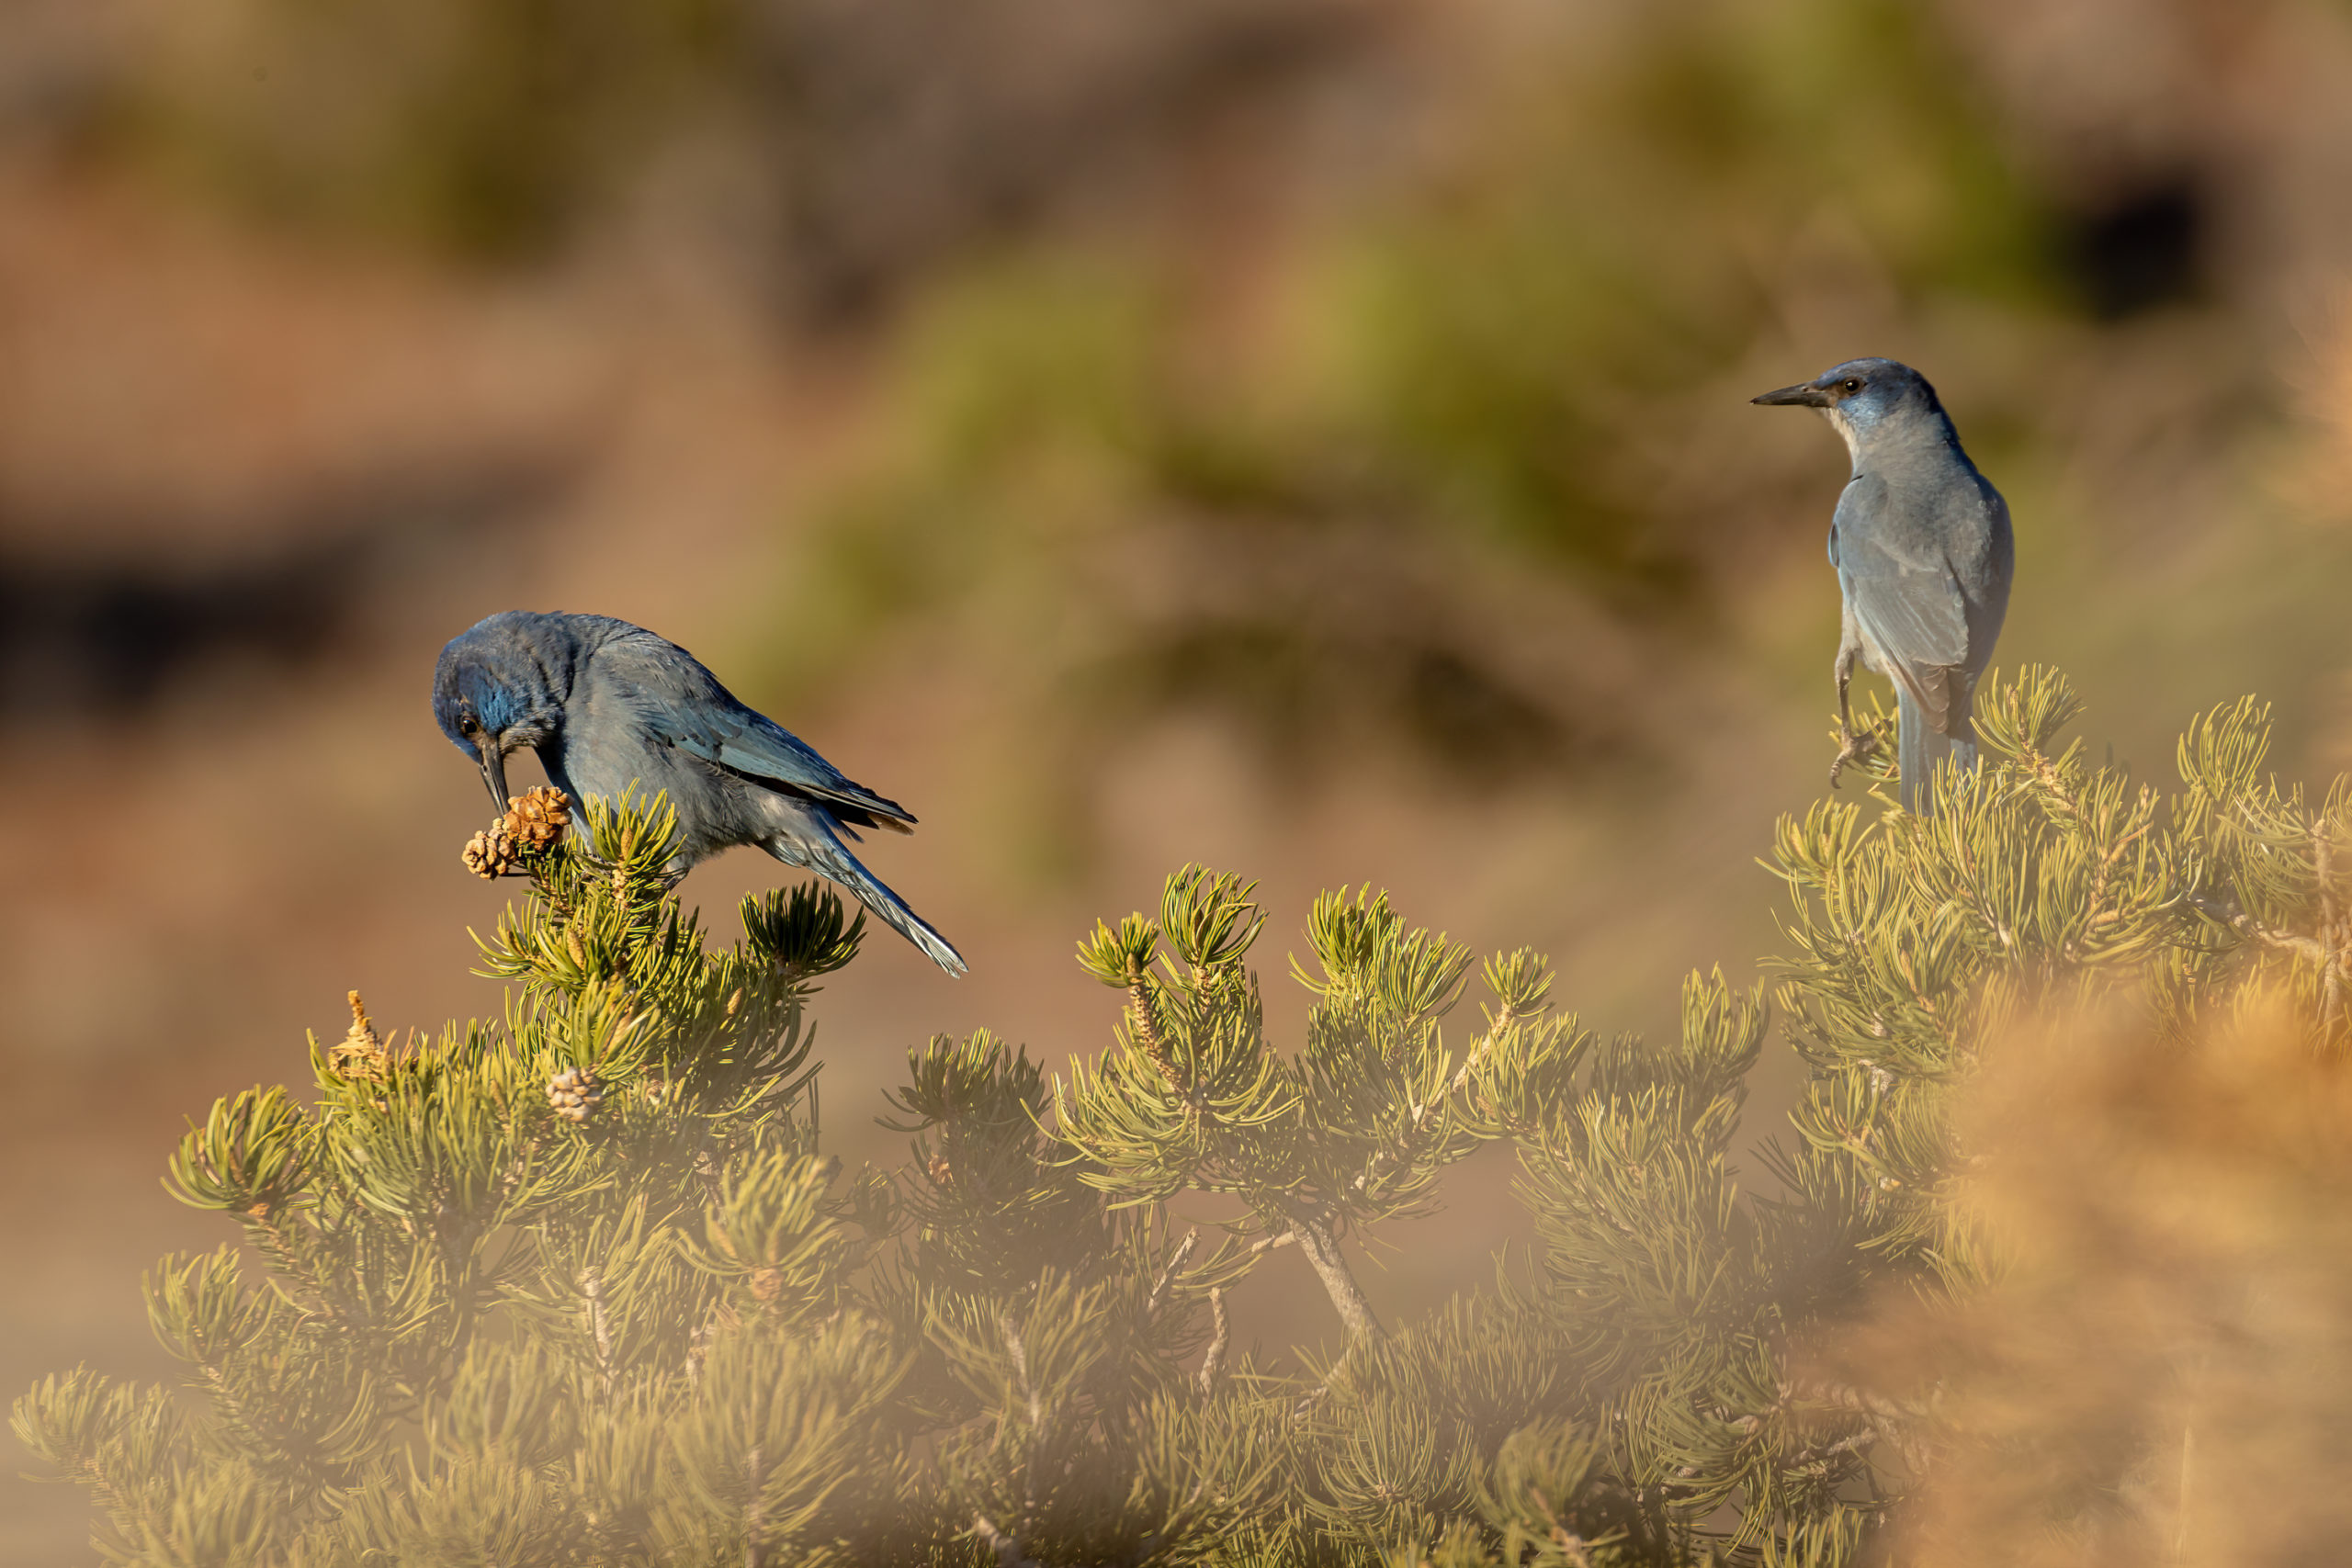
xmin=749 ymin=1267 xmax=785 ymax=1303
xmin=503 ymin=787 xmax=573 ymax=852
xmin=546 ymin=1066 xmax=603 ymax=1123
xmin=461 ymin=825 xmax=519 ymax=879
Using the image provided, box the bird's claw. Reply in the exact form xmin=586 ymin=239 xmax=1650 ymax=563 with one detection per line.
xmin=1829 ymin=723 xmax=1880 ymax=790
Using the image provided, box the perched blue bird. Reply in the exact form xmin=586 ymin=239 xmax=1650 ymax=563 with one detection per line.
xmin=433 ymin=611 xmax=965 ymax=975
xmin=1753 ymin=359 xmax=2013 ymax=813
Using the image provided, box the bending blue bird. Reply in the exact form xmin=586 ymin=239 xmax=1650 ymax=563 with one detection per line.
xmin=433 ymin=611 xmax=965 ymax=975
xmin=1753 ymin=359 xmax=2013 ymax=814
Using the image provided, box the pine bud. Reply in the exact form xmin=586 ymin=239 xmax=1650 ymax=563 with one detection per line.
xmin=331 ymin=990 xmax=390 ymax=1082
xmin=546 ymin=1066 xmax=605 ymax=1124
xmin=462 ymin=825 xmax=520 ymax=879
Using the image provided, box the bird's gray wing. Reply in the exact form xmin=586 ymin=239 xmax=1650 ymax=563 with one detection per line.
xmin=1833 ymin=476 xmax=1972 ymax=736
xmin=594 ymin=631 xmax=919 ymax=832
xmin=667 ymin=706 xmax=917 ymax=833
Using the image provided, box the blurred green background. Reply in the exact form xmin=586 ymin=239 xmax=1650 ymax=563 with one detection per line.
xmin=6 ymin=0 xmax=2352 ymax=1555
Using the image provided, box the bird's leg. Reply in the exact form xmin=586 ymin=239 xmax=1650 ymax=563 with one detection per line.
xmin=1829 ymin=645 xmax=1879 ymax=789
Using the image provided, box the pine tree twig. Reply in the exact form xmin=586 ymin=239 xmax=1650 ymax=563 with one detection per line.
xmin=1788 ymin=1381 xmax=1932 ymax=1478
xmin=1530 ymin=1489 xmax=1595 ymax=1568
xmin=2318 ymin=832 xmax=2343 ymax=1032
xmin=2187 ymin=894 xmax=2331 ymax=966
xmin=1782 ymin=1427 xmax=1880 ymax=1476
xmin=1446 ymin=1004 xmax=1522 ymax=1100
xmin=1004 ymin=1322 xmax=1042 ymax=1429
xmin=1197 ymin=1287 xmax=1229 ymax=1396
xmin=1126 ymin=981 xmax=1191 ymax=1100
xmin=580 ymin=1265 xmax=616 ymax=1399
xmin=973 ymin=1515 xmax=1048 ymax=1568
xmin=2024 ymin=748 xmax=2086 ymax=824
xmin=2083 ymin=803 xmax=2155 ymax=921
xmin=1146 ymin=1229 xmax=1200 ymax=1322
xmin=1351 ymin=1005 xmax=1521 ymax=1196
xmin=742 ymin=1443 xmax=765 ymax=1568
xmin=1288 ymin=1213 xmax=1381 ymax=1342
xmin=238 ymin=1205 xmax=336 ymax=1322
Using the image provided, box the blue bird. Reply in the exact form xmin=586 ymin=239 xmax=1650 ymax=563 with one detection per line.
xmin=1753 ymin=359 xmax=2013 ymax=813
xmin=433 ymin=611 xmax=965 ymax=976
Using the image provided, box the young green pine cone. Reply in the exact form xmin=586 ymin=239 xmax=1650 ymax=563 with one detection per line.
xmin=503 ymin=786 xmax=572 ymax=852
xmin=461 ymin=824 xmax=519 ymax=879
xmin=546 ymin=1066 xmax=604 ymax=1124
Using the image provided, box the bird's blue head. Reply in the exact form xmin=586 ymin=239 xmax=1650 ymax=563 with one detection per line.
xmin=432 ymin=612 xmax=577 ymax=813
xmin=1750 ymin=357 xmax=1953 ymax=459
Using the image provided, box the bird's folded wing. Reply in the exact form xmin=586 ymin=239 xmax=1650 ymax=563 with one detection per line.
xmin=663 ymin=708 xmax=918 ymax=830
xmin=587 ymin=627 xmax=921 ymax=829
xmin=1839 ymin=548 xmax=1971 ymax=738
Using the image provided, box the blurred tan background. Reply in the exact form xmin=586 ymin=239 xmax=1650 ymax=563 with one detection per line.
xmin=7 ymin=0 xmax=2352 ymax=1556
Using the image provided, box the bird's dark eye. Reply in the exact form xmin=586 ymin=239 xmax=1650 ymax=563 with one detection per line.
xmin=458 ymin=715 xmax=479 ymax=735
xmin=1842 ymin=378 xmax=1863 ymax=394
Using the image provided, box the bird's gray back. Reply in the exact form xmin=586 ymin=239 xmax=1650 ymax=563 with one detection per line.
xmin=556 ymin=628 xmax=761 ymax=863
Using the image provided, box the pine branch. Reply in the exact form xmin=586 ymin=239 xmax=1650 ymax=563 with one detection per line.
xmin=1197 ymin=1287 xmax=1230 ymax=1396
xmin=580 ymin=1264 xmax=616 ymax=1400
xmin=2319 ymin=829 xmax=2343 ymax=1032
xmin=1004 ymin=1321 xmax=1043 ymax=1430
xmin=1351 ymin=999 xmax=1523 ymax=1198
xmin=1145 ymin=1228 xmax=1199 ymax=1322
xmin=2187 ymin=892 xmax=2330 ymax=966
xmin=1287 ymin=1212 xmax=1381 ymax=1342
xmin=1126 ymin=980 xmax=1190 ymax=1100
xmin=743 ymin=1442 xmax=766 ymax=1568
xmin=974 ymin=1514 xmax=1048 ymax=1568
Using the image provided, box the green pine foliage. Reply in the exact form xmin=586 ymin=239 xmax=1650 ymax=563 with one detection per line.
xmin=17 ymin=668 xmax=2352 ymax=1564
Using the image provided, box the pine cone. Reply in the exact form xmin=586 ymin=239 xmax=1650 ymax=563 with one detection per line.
xmin=462 ymin=824 xmax=519 ymax=879
xmin=547 ymin=1066 xmax=604 ymax=1124
xmin=503 ymin=787 xmax=572 ymax=852
xmin=331 ymin=990 xmax=390 ymax=1082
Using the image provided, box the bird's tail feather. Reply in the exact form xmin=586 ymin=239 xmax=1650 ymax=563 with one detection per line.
xmin=1897 ymin=689 xmax=1976 ymax=815
xmin=776 ymin=829 xmax=967 ymax=976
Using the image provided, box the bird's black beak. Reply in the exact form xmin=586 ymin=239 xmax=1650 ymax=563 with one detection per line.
xmin=1751 ymin=381 xmax=1832 ymax=408
xmin=477 ymin=742 xmax=511 ymax=815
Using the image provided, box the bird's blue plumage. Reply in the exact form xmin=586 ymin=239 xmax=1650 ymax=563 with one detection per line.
xmin=1754 ymin=358 xmax=2013 ymax=813
xmin=433 ymin=611 xmax=965 ymax=976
